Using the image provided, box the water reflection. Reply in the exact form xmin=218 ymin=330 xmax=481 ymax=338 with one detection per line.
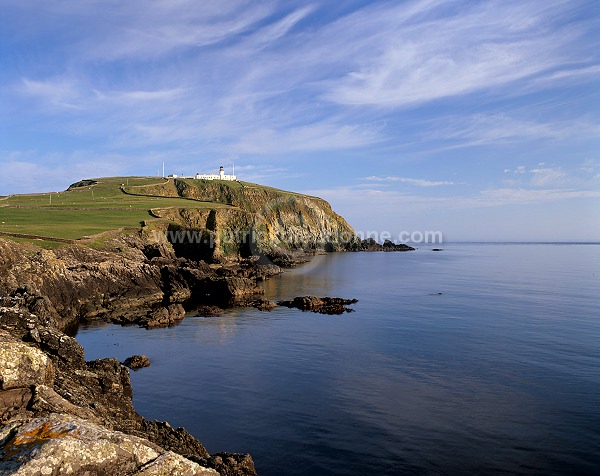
xmin=75 ymin=245 xmax=600 ymax=476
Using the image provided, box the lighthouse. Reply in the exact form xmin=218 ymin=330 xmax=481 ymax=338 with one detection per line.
xmin=189 ymin=165 xmax=237 ymax=181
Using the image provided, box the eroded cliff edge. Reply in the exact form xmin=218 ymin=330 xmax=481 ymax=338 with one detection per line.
xmin=0 ymin=227 xmax=277 ymax=474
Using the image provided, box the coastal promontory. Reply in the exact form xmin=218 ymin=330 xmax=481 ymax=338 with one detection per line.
xmin=0 ymin=176 xmax=412 ymax=474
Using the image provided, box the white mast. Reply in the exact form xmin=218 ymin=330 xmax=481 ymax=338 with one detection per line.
xmin=162 ymin=161 xmax=165 ymax=178
xmin=232 ymin=163 xmax=235 ymax=176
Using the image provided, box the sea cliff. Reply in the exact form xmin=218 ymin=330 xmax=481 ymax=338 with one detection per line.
xmin=0 ymin=177 xmax=412 ymax=474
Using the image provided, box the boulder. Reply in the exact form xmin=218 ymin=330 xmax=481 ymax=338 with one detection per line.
xmin=0 ymin=339 xmax=54 ymax=390
xmin=124 ymin=355 xmax=151 ymax=370
xmin=0 ymin=414 xmax=217 ymax=476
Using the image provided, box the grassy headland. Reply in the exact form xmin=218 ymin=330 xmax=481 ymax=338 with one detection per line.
xmin=0 ymin=176 xmax=323 ymax=249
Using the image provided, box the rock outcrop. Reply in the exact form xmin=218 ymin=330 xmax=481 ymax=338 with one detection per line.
xmin=0 ymin=295 xmax=257 ymax=475
xmin=277 ymin=296 xmax=359 ymax=315
xmin=123 ymin=355 xmax=151 ymax=369
xmin=359 ymin=238 xmax=415 ymax=252
xmin=129 ymin=179 xmax=361 ymax=262
xmin=0 ymin=237 xmax=278 ymax=332
xmin=0 ymin=414 xmax=218 ymax=476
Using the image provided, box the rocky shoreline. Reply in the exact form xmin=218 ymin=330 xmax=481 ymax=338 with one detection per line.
xmin=0 ymin=231 xmax=414 ymax=474
xmin=0 ymin=231 xmax=269 ymax=474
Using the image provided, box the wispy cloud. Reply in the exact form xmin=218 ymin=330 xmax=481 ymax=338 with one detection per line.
xmin=503 ymin=162 xmax=599 ymax=188
xmin=324 ymin=0 xmax=597 ymax=108
xmin=0 ymin=150 xmax=172 ymax=194
xmin=20 ymin=78 xmax=83 ymax=109
xmin=231 ymin=164 xmax=305 ymax=182
xmin=227 ymin=121 xmax=383 ymax=154
xmin=530 ymin=167 xmax=569 ymax=187
xmin=307 ymin=185 xmax=600 ymax=213
xmin=474 ymin=187 xmax=600 ymax=205
xmin=247 ymin=5 xmax=317 ymax=48
xmin=6 ymin=0 xmax=598 ymax=158
xmin=425 ymin=113 xmax=600 ymax=147
xmin=363 ymin=176 xmax=458 ymax=187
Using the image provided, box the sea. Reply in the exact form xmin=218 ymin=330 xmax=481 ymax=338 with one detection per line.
xmin=75 ymin=243 xmax=600 ymax=476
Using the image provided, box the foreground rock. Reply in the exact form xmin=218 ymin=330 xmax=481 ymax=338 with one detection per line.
xmin=277 ymin=296 xmax=358 ymax=315
xmin=0 ymin=414 xmax=218 ymax=476
xmin=0 ymin=296 xmax=257 ymax=476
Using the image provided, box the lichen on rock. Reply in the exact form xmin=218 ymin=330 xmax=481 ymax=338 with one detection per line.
xmin=0 ymin=413 xmax=217 ymax=475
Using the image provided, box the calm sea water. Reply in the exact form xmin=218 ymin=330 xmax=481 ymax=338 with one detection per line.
xmin=76 ymin=244 xmax=600 ymax=475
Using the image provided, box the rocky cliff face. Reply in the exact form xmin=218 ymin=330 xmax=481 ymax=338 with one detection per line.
xmin=0 ymin=233 xmax=275 ymax=474
xmin=0 ymin=236 xmax=279 ymax=332
xmin=133 ymin=179 xmax=360 ymax=263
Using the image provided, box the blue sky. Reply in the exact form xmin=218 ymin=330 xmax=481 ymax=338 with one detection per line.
xmin=1 ymin=0 xmax=599 ymax=241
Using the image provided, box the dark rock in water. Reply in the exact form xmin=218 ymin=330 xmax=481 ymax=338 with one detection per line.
xmin=251 ymin=298 xmax=277 ymax=311
xmin=359 ymin=238 xmax=415 ymax=252
xmin=196 ymin=305 xmax=224 ymax=317
xmin=145 ymin=304 xmax=186 ymax=329
xmin=123 ymin=354 xmax=151 ymax=369
xmin=267 ymin=253 xmax=309 ymax=268
xmin=278 ymin=296 xmax=358 ymax=315
xmin=432 ymin=248 xmax=443 ymax=251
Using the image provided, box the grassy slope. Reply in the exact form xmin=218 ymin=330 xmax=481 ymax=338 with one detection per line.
xmin=0 ymin=176 xmax=313 ymax=246
xmin=0 ymin=177 xmax=230 ymax=243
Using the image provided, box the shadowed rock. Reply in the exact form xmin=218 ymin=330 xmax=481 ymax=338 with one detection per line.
xmin=277 ymin=296 xmax=358 ymax=315
xmin=359 ymin=238 xmax=415 ymax=252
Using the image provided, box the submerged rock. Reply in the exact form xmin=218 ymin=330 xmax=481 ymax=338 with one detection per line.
xmin=277 ymin=296 xmax=358 ymax=315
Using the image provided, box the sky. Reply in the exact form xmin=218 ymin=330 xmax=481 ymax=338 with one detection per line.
xmin=1 ymin=0 xmax=599 ymax=242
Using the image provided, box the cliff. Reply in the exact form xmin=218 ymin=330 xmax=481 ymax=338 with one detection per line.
xmin=128 ymin=179 xmax=361 ymax=263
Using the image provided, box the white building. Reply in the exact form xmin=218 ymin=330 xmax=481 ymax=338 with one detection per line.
xmin=195 ymin=166 xmax=237 ymax=181
xmin=168 ymin=166 xmax=237 ymax=181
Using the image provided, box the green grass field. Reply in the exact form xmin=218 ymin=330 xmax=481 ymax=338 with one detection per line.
xmin=0 ymin=176 xmax=228 ymax=243
xmin=0 ymin=176 xmax=322 ymax=247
